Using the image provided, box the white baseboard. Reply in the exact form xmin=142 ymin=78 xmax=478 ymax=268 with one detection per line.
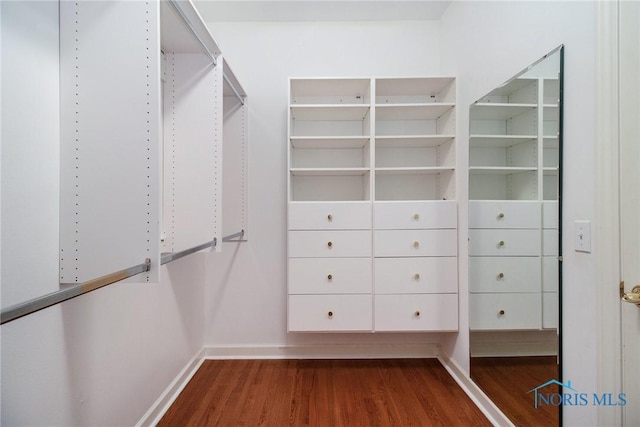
xmin=438 ymin=353 xmax=515 ymax=427
xmin=136 ymin=348 xmax=206 ymax=427
xmin=204 ymin=343 xmax=440 ymax=359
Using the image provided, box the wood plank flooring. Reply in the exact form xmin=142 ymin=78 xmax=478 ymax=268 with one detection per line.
xmin=159 ymin=359 xmax=491 ymax=426
xmin=471 ymin=356 xmax=559 ymax=427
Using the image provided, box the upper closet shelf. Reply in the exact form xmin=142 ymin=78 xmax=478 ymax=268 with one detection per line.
xmin=469 ymin=135 xmax=537 ymax=147
xmin=470 ymin=103 xmax=537 ymax=120
xmin=291 ymin=105 xmax=370 ymax=121
xmin=376 ymin=167 xmax=455 ymax=175
xmin=375 ymin=104 xmax=454 ymax=120
xmin=469 ymin=167 xmax=537 ymax=175
xmin=290 ymin=136 xmax=370 ymax=149
xmin=290 ymin=168 xmax=370 ymax=176
xmin=375 ymin=135 xmax=454 ymax=148
xmin=290 ymin=78 xmax=371 ymax=105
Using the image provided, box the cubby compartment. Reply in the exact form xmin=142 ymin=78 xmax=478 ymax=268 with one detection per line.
xmin=376 ymin=169 xmax=455 ymax=201
xmin=375 ymin=77 xmax=455 ymax=104
xmin=290 ymin=171 xmax=371 ymax=202
xmin=290 ymin=137 xmax=371 ymax=169
xmin=290 ymin=78 xmax=371 ymax=105
xmin=469 ymin=169 xmax=538 ymax=201
xmin=477 ymin=78 xmax=538 ymax=104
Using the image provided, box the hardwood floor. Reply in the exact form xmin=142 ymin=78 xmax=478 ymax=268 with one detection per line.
xmin=159 ymin=359 xmax=491 ymax=426
xmin=471 ymin=356 xmax=559 ymax=427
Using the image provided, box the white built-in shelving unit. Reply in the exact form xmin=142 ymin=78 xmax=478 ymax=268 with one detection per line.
xmin=287 ymin=77 xmax=458 ymax=332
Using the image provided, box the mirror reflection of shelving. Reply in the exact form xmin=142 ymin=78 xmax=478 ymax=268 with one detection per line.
xmin=469 ymin=77 xmax=539 ymax=201
xmin=289 ymin=78 xmax=372 ymax=202
xmin=375 ymin=78 xmax=456 ymax=201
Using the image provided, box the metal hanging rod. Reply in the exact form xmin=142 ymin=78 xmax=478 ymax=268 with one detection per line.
xmin=1 ymin=259 xmax=151 ymax=325
xmin=223 ymin=73 xmax=246 ymax=106
xmin=223 ymin=229 xmax=245 ymax=242
xmin=161 ymin=238 xmax=217 ymax=265
xmin=167 ymin=0 xmax=217 ymax=65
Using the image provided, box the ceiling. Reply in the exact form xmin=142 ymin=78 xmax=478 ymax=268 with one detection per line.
xmin=192 ymin=1 xmax=453 ymax=22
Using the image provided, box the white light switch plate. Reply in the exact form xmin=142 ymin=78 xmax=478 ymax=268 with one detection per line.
xmin=574 ymin=220 xmax=591 ymax=253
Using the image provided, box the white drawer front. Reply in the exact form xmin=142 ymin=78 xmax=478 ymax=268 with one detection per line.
xmin=543 ymin=201 xmax=559 ymax=229
xmin=542 ymin=256 xmax=559 ymax=292
xmin=375 ymin=257 xmax=457 ymax=294
xmin=543 ymin=229 xmax=559 ymax=256
xmin=374 ymin=201 xmax=457 ymax=230
xmin=542 ymin=292 xmax=558 ymax=329
xmin=470 ymin=293 xmax=541 ymax=330
xmin=469 ymin=229 xmax=540 ymax=256
xmin=288 ymin=295 xmax=372 ymax=332
xmin=289 ymin=202 xmax=371 ymax=230
xmin=374 ymin=230 xmax=457 ymax=257
xmin=469 ymin=257 xmax=540 ymax=293
xmin=469 ymin=201 xmax=541 ymax=229
xmin=375 ymin=294 xmax=458 ymax=332
xmin=289 ymin=258 xmax=371 ymax=294
xmin=289 ymin=230 xmax=371 ymax=258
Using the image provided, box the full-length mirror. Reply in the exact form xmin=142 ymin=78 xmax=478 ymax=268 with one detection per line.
xmin=468 ymin=46 xmax=564 ymax=425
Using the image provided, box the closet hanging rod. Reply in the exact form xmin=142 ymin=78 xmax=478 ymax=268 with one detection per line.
xmin=223 ymin=73 xmax=246 ymax=105
xmin=222 ymin=229 xmax=245 ymax=242
xmin=167 ymin=0 xmax=217 ymax=65
xmin=161 ymin=238 xmax=217 ymax=265
xmin=0 ymin=259 xmax=151 ymax=325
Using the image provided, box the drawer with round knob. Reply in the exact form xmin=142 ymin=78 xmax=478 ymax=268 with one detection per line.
xmin=288 ymin=258 xmax=372 ymax=294
xmin=469 ymin=293 xmax=541 ymax=330
xmin=374 ymin=201 xmax=457 ymax=230
xmin=374 ymin=229 xmax=457 ymax=257
xmin=288 ymin=202 xmax=371 ymax=230
xmin=468 ymin=229 xmax=540 ymax=256
xmin=469 ymin=256 xmax=540 ymax=293
xmin=289 ymin=230 xmax=371 ymax=258
xmin=469 ymin=201 xmax=540 ymax=229
xmin=288 ymin=295 xmax=373 ymax=332
xmin=375 ymin=257 xmax=457 ymax=294
xmin=374 ymin=294 xmax=458 ymax=331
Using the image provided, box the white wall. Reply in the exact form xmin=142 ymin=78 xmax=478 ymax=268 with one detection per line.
xmin=203 ymin=21 xmax=461 ymax=353
xmin=1 ymin=2 xmax=206 ymax=425
xmin=439 ymin=2 xmax=597 ymax=425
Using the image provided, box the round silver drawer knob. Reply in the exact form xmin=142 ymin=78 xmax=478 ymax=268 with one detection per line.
xmin=327 ymin=274 xmax=333 ymax=281
xmin=498 ymin=240 xmax=505 ymax=247
xmin=328 ymin=311 xmax=333 ymax=318
xmin=414 ymin=273 xmax=420 ymax=281
xmin=499 ymin=309 xmax=505 ymax=316
xmin=413 ymin=241 xmax=420 ymax=248
xmin=498 ymin=212 xmax=505 ymax=219
xmin=498 ymin=272 xmax=504 ymax=279
xmin=415 ymin=311 xmax=421 ymax=317
xmin=327 ymin=214 xmax=333 ymax=222
xmin=413 ymin=213 xmax=420 ymax=221
xmin=327 ymin=241 xmax=333 ymax=248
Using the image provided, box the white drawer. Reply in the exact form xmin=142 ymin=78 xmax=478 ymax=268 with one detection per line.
xmin=375 ymin=257 xmax=457 ymax=294
xmin=288 ymin=295 xmax=372 ymax=332
xmin=469 ymin=229 xmax=540 ymax=256
xmin=542 ymin=256 xmax=559 ymax=292
xmin=469 ymin=257 xmax=540 ymax=293
xmin=543 ymin=229 xmax=558 ymax=256
xmin=374 ymin=229 xmax=457 ymax=257
xmin=289 ymin=202 xmax=371 ymax=230
xmin=374 ymin=294 xmax=458 ymax=332
xmin=470 ymin=293 xmax=541 ymax=330
xmin=543 ymin=201 xmax=559 ymax=229
xmin=374 ymin=201 xmax=457 ymax=230
xmin=289 ymin=230 xmax=371 ymax=258
xmin=542 ymin=292 xmax=558 ymax=329
xmin=469 ymin=201 xmax=540 ymax=229
xmin=288 ymin=258 xmax=371 ymax=294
